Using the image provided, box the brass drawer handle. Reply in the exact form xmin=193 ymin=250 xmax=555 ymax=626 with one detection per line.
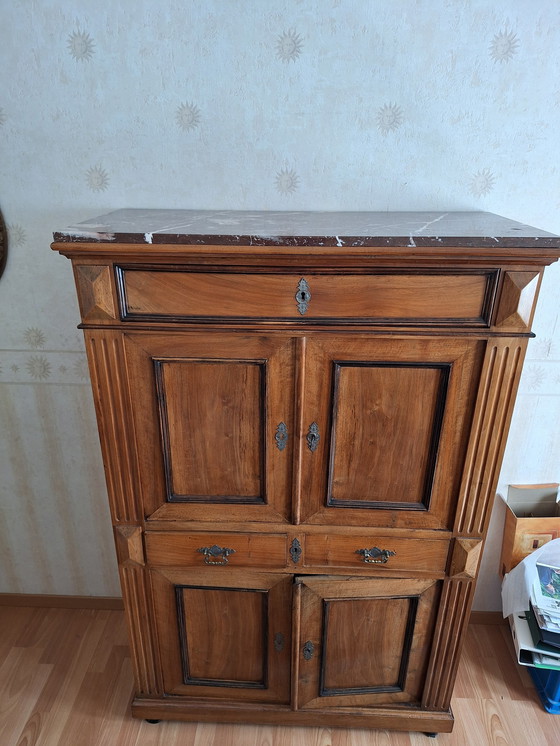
xmin=306 ymin=422 xmax=320 ymax=452
xmin=295 ymin=278 xmax=311 ymax=315
xmin=197 ymin=544 xmax=236 ymax=565
xmin=356 ymin=547 xmax=396 ymax=564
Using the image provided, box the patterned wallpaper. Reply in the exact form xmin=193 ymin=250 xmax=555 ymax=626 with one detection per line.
xmin=1 ymin=1 xmax=559 ymax=609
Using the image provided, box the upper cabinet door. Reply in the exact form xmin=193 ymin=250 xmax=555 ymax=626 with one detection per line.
xmin=123 ymin=332 xmax=294 ymax=523
xmin=298 ymin=336 xmax=484 ymax=530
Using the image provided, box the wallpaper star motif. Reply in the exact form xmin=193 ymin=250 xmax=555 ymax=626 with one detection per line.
xmin=276 ymin=29 xmax=303 ymax=62
xmin=469 ymin=168 xmax=495 ymax=197
xmin=26 ymin=355 xmax=51 ymax=380
xmin=67 ymin=29 xmax=95 ymax=61
xmin=275 ymin=167 xmax=299 ymax=194
xmin=176 ymin=102 xmax=201 ymax=131
xmin=24 ymin=328 xmax=46 ymax=349
xmin=86 ymin=165 xmax=109 ymax=192
xmin=0 ymin=108 xmax=5 ymax=126
xmin=8 ymin=224 xmax=26 ymax=246
xmin=490 ymin=29 xmax=519 ymax=63
xmin=376 ymin=104 xmax=403 ymax=135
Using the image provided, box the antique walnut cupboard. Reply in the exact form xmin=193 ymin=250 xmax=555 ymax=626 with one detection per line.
xmin=53 ymin=210 xmax=560 ymax=735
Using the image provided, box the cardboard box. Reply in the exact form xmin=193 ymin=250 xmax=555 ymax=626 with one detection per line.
xmin=500 ymin=483 xmax=560 ymax=576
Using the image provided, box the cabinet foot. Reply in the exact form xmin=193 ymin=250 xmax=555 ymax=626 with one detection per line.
xmin=424 ymin=734 xmax=437 ymax=739
xmin=145 ymin=719 xmax=161 ymax=724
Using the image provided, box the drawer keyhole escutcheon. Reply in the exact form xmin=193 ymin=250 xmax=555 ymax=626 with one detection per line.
xmin=290 ymin=538 xmax=302 ymax=564
xmin=303 ymin=641 xmax=315 ymax=660
xmin=275 ymin=422 xmax=288 ymax=451
xmin=197 ymin=544 xmax=236 ymax=565
xmin=295 ymin=278 xmax=311 ymax=315
xmin=356 ymin=547 xmax=396 ymax=564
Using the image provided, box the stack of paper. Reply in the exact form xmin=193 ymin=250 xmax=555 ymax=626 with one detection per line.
xmin=504 ymin=539 xmax=560 ymax=671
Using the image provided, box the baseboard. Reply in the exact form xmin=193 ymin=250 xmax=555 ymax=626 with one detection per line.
xmin=0 ymin=593 xmax=124 ymax=610
xmin=469 ymin=610 xmax=506 ymax=625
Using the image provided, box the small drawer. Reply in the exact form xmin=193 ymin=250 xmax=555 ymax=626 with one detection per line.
xmin=304 ymin=534 xmax=450 ymax=574
xmin=145 ymin=531 xmax=288 ymax=568
xmin=118 ymin=268 xmax=497 ymax=326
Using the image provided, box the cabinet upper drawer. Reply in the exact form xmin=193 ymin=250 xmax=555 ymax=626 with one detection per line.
xmin=117 ymin=268 xmax=497 ymax=325
xmin=145 ymin=531 xmax=288 ymax=569
xmin=304 ymin=533 xmax=450 ymax=574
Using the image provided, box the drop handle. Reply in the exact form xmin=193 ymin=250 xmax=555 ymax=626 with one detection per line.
xmin=197 ymin=544 xmax=236 ymax=565
xmin=306 ymin=422 xmax=320 ymax=452
xmin=356 ymin=547 xmax=396 ymax=564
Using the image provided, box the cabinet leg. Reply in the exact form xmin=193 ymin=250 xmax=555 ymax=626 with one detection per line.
xmin=145 ymin=719 xmax=161 ymax=724
xmin=424 ymin=734 xmax=437 ymax=739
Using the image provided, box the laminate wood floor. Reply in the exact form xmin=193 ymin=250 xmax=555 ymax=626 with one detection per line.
xmin=0 ymin=606 xmax=558 ymax=746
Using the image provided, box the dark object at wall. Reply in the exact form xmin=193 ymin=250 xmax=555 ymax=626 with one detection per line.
xmin=0 ymin=208 xmax=7 ymax=279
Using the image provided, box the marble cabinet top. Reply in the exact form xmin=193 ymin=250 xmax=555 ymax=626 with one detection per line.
xmin=53 ymin=209 xmax=560 ymax=248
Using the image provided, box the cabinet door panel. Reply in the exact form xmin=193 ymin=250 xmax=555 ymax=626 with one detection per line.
xmin=297 ymin=576 xmax=440 ymax=709
xmin=160 ymin=359 xmax=262 ymax=499
xmin=299 ymin=337 xmax=483 ymax=529
xmin=123 ymin=333 xmax=294 ymax=522
xmin=151 ymin=569 xmax=292 ymax=703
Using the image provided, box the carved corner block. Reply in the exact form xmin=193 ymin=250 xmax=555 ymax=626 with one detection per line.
xmin=75 ymin=264 xmax=116 ymax=322
xmin=494 ymin=271 xmax=540 ymax=330
xmin=114 ymin=525 xmax=145 ymax=567
xmin=450 ymin=538 xmax=482 ymax=579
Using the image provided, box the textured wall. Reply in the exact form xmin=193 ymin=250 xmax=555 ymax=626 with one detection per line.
xmin=0 ymin=1 xmax=559 ymax=608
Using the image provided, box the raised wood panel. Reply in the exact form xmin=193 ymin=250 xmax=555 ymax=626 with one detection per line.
xmin=145 ymin=531 xmax=287 ymax=569
xmin=84 ymin=331 xmax=142 ymax=523
xmin=74 ymin=264 xmax=116 ymax=322
xmin=118 ymin=268 xmax=495 ymax=325
xmin=299 ymin=336 xmax=483 ymax=530
xmin=321 ymin=597 xmax=414 ymax=693
xmin=328 ymin=362 xmax=449 ymax=508
xmin=156 ymin=359 xmax=263 ymax=501
xmin=122 ymin=333 xmax=294 ymax=523
xmin=179 ymin=586 xmax=266 ymax=685
xmin=455 ymin=338 xmax=528 ymax=537
xmin=297 ymin=576 xmax=441 ymax=709
xmin=150 ymin=569 xmax=292 ymax=703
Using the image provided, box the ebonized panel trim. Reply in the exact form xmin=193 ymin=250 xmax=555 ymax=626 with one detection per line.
xmin=175 ymin=584 xmax=268 ymax=690
xmin=154 ymin=358 xmax=267 ymax=505
xmin=326 ymin=361 xmax=450 ymax=512
xmin=318 ymin=596 xmax=419 ymax=697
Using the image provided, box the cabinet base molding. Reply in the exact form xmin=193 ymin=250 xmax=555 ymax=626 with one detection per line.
xmin=131 ymin=697 xmax=454 ymax=734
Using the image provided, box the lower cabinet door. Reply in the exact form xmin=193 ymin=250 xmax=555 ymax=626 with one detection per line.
xmin=296 ymin=575 xmax=441 ymax=709
xmin=150 ymin=568 xmax=292 ymax=703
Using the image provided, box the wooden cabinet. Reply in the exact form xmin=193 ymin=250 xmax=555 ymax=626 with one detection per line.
xmin=53 ymin=209 xmax=560 ymax=735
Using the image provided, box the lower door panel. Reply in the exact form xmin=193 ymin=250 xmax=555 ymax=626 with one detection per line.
xmin=296 ymin=575 xmax=441 ymax=709
xmin=150 ymin=568 xmax=292 ymax=703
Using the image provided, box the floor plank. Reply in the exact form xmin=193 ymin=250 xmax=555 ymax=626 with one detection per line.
xmin=1 ymin=607 xmax=559 ymax=746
